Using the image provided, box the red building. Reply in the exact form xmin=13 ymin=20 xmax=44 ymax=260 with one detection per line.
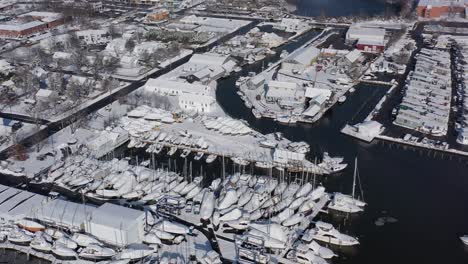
xmin=0 ymin=11 xmax=68 ymax=38
xmin=417 ymin=0 xmax=467 ymax=18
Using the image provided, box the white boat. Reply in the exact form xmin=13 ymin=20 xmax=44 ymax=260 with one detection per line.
xmin=45 ymin=228 xmax=65 ymax=240
xmin=295 ymin=183 xmax=313 ymax=198
xmin=30 ymin=234 xmax=52 ymax=253
xmin=56 ymin=236 xmax=78 ymax=250
xmin=219 ymin=208 xmax=243 ymax=222
xmin=153 ymin=230 xmax=175 ymax=241
xmin=143 ymin=232 xmax=162 ymax=245
xmin=72 ymin=233 xmax=102 ymax=247
xmin=79 ymin=244 xmax=116 ymax=261
xmin=200 ymin=192 xmax=215 ymax=220
xmin=8 ymin=228 xmax=32 ymax=245
xmin=322 ymin=152 xmax=344 ymax=164
xmin=154 ymin=144 xmax=164 ymax=154
xmin=282 ymin=213 xmax=304 ymax=227
xmin=119 ymin=244 xmax=155 ymax=260
xmin=252 ymin=108 xmax=262 ymax=119
xmin=205 ymin=154 xmax=217 ymax=164
xmin=194 ymin=152 xmax=204 ymax=161
xmin=276 ymin=115 xmax=291 ymax=124
xmin=218 ymin=189 xmax=238 ymax=210
xmin=307 ymin=240 xmax=336 ymax=259
xmin=168 ymin=147 xmax=177 ymax=156
xmin=310 ymin=186 xmax=326 ymax=200
xmin=180 ymin=149 xmax=191 ymax=158
xmin=349 ymin=87 xmax=356 ymax=93
xmin=52 ymin=243 xmax=77 ymax=260
xmin=306 ymin=221 xmax=359 ymax=246
xmin=154 ymin=220 xmax=189 ymax=235
xmin=338 ymin=96 xmax=347 ymax=103
xmin=286 ymin=248 xmax=328 ymax=264
xmin=200 ymin=250 xmax=222 ymax=264
xmin=328 ymin=158 xmax=366 ymax=213
xmin=238 ymin=247 xmax=270 ymax=264
xmin=460 ymin=235 xmax=468 ymax=245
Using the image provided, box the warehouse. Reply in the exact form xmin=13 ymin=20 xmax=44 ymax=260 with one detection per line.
xmin=84 ymin=203 xmax=146 ymax=246
xmin=346 ymin=25 xmax=386 ymax=53
xmin=417 ymin=0 xmax=467 ymax=19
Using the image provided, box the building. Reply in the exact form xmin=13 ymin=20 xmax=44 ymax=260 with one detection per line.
xmin=0 ymin=11 xmax=68 ymax=38
xmin=35 ymin=89 xmax=58 ymax=104
xmin=346 ymin=25 xmax=386 ymax=53
xmin=76 ymin=29 xmax=109 ymax=45
xmin=178 ymin=93 xmax=215 ymax=113
xmin=88 ymin=129 xmax=129 ymax=158
xmin=0 ymin=185 xmax=48 ymax=222
xmin=146 ymin=9 xmax=169 ymax=22
xmin=265 ymin=81 xmax=299 ymax=103
xmin=84 ymin=203 xmax=146 ymax=247
xmin=144 ymin=78 xmax=211 ymax=96
xmin=417 ymin=0 xmax=467 ymax=18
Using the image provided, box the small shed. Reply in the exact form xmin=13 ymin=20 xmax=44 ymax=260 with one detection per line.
xmin=35 ymin=89 xmax=58 ymax=103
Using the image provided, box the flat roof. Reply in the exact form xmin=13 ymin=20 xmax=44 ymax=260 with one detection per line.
xmin=88 ymin=203 xmax=144 ymax=230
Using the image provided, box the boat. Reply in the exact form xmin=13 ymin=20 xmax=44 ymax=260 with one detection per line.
xmin=276 ymin=115 xmax=291 ymax=124
xmin=16 ymin=219 xmax=45 ymax=232
xmin=154 ymin=144 xmax=164 ymax=154
xmin=72 ymin=233 xmax=102 ymax=247
xmin=8 ymin=228 xmax=32 ymax=245
xmin=322 ymin=152 xmax=344 ymax=164
xmin=45 ymin=228 xmax=65 ymax=240
xmin=56 ymin=236 xmax=78 ymax=250
xmin=305 ymin=221 xmax=359 ymax=246
xmin=167 ymin=147 xmax=177 ymax=156
xmin=180 ymin=149 xmax=191 ymax=158
xmin=255 ymin=161 xmax=273 ymax=169
xmin=307 ymin=240 xmax=336 ymax=259
xmin=206 ymin=154 xmax=217 ymax=164
xmin=349 ymin=87 xmax=356 ymax=93
xmin=280 ymin=50 xmax=289 ymax=59
xmin=252 ymin=108 xmax=262 ymax=119
xmin=328 ymin=158 xmax=366 ymax=213
xmin=52 ymin=243 xmax=77 ymax=260
xmin=143 ymin=232 xmax=162 ymax=245
xmin=194 ymin=152 xmax=204 ymax=161
xmin=338 ymin=96 xmax=347 ymax=103
xmin=200 ymin=250 xmax=222 ymax=264
xmin=119 ymin=243 xmax=155 ymax=260
xmin=234 ymin=66 xmax=242 ymax=73
xmin=200 ymin=191 xmax=215 ymax=220
xmin=460 ymin=235 xmax=468 ymax=245
xmin=154 ymin=220 xmax=190 ymax=235
xmin=30 ymin=234 xmax=52 ymax=253
xmin=79 ymin=244 xmax=116 ymax=261
xmin=286 ymin=249 xmax=328 ymax=264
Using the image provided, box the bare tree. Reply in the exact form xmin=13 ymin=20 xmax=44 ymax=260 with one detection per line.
xmin=125 ymin=39 xmax=136 ymax=53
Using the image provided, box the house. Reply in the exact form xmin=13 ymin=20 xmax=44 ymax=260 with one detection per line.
xmin=187 ymin=53 xmax=237 ymax=74
xmin=265 ymin=81 xmax=299 ymax=103
xmin=84 ymin=203 xmax=146 ymax=247
xmin=75 ymin=29 xmax=109 ymax=45
xmin=178 ymin=93 xmax=215 ymax=113
xmin=146 ymin=9 xmax=169 ymax=22
xmin=346 ymin=25 xmax=386 ymax=52
xmin=144 ymin=78 xmax=211 ymax=96
xmin=35 ymin=89 xmax=58 ymax=104
xmin=343 ymin=49 xmax=364 ymax=66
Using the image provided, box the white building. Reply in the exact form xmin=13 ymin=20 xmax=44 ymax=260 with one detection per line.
xmin=144 ymin=78 xmax=211 ymax=96
xmin=84 ymin=203 xmax=146 ymax=247
xmin=35 ymin=89 xmax=58 ymax=104
xmin=178 ymin=93 xmax=215 ymax=113
xmin=265 ymin=80 xmax=299 ymax=103
xmin=88 ymin=129 xmax=129 ymax=158
xmin=76 ymin=29 xmax=109 ymax=45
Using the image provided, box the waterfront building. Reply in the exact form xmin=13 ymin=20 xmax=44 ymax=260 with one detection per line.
xmin=346 ymin=24 xmax=386 ymax=53
xmin=84 ymin=203 xmax=146 ymax=247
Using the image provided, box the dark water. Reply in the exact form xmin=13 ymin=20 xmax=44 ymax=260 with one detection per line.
xmin=291 ymin=0 xmax=399 ymax=17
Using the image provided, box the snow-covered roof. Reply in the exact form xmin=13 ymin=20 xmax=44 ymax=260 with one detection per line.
xmin=0 ymin=185 xmax=47 ymax=221
xmin=36 ymin=199 xmax=95 ymax=230
xmin=302 ymin=104 xmax=321 ymax=117
xmin=189 ymin=53 xmax=230 ymax=66
xmin=179 ymin=93 xmax=215 ymax=105
xmin=88 ymin=203 xmax=144 ymax=230
xmin=305 ymin=87 xmax=332 ymax=99
xmin=268 ymin=80 xmax=298 ymax=90
xmin=144 ymin=78 xmax=210 ymax=95
xmin=345 ymin=50 xmax=363 ymax=63
xmin=289 ymin=46 xmax=320 ymax=65
xmin=35 ymin=89 xmax=55 ymax=98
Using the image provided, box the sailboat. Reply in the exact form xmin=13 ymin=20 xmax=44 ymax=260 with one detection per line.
xmin=328 ymin=158 xmax=366 ymax=213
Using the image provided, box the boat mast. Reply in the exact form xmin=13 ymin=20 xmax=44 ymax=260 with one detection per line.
xmin=352 ymin=157 xmax=357 ymax=199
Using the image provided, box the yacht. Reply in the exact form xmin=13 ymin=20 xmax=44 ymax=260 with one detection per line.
xmin=143 ymin=232 xmax=162 ymax=245
xmin=194 ymin=152 xmax=204 ymax=161
xmin=119 ymin=243 xmax=155 ymax=260
xmin=200 ymin=250 xmax=222 ymax=264
xmin=349 ymin=87 xmax=356 ymax=93
xmin=305 ymin=221 xmax=359 ymax=246
xmin=52 ymin=243 xmax=77 ymax=260
xmin=30 ymin=234 xmax=52 ymax=253
xmin=56 ymin=236 xmax=78 ymax=250
xmin=72 ymin=233 xmax=102 ymax=247
xmin=307 ymin=240 xmax=336 ymax=259
xmin=78 ymin=244 xmax=116 ymax=261
xmin=15 ymin=219 xmax=45 ymax=232
xmin=286 ymin=249 xmax=328 ymax=264
xmin=180 ymin=149 xmax=191 ymax=158
xmin=460 ymin=235 xmax=468 ymax=245
xmin=206 ymin=154 xmax=217 ymax=164
xmin=167 ymin=147 xmax=178 ymax=156
xmin=8 ymin=228 xmax=32 ymax=245
xmin=338 ymin=96 xmax=347 ymax=103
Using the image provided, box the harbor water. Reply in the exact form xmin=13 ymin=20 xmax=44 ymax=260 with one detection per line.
xmin=290 ymin=0 xmax=399 ymax=17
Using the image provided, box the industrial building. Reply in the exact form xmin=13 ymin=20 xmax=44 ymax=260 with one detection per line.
xmin=0 ymin=11 xmax=68 ymax=38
